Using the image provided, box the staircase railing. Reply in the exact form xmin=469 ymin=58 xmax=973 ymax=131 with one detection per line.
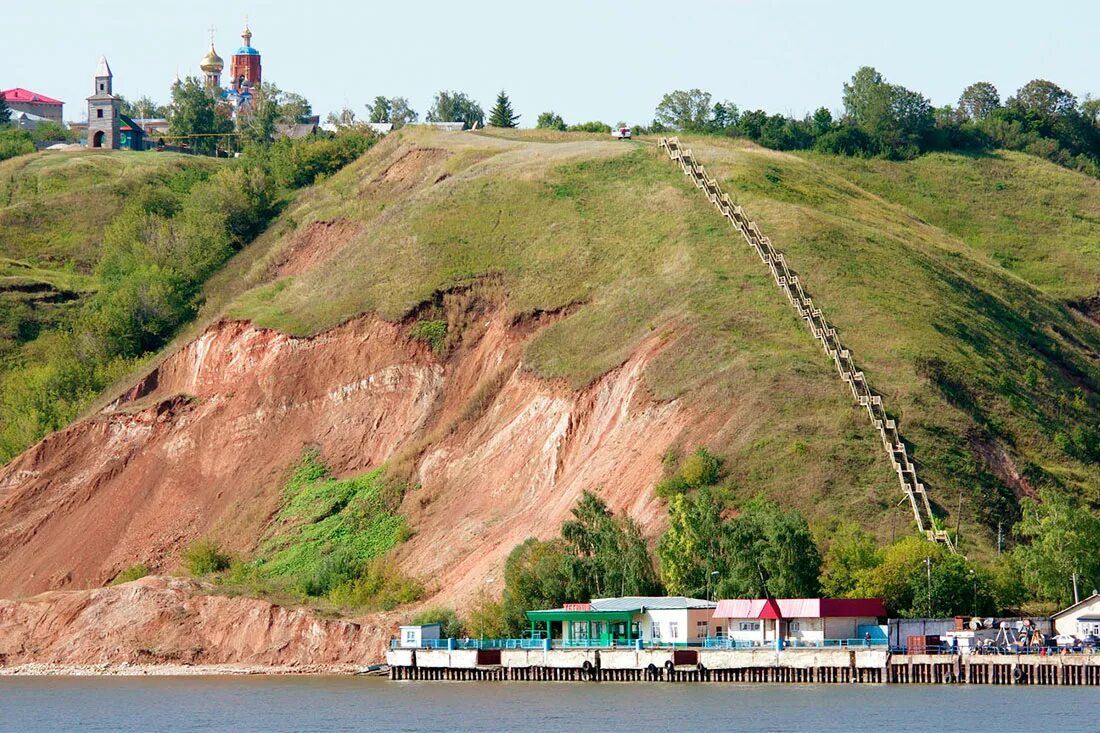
xmin=658 ymin=137 xmax=954 ymax=551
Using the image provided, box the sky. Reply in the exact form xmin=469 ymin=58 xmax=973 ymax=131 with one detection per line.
xmin=6 ymin=0 xmax=1100 ymax=124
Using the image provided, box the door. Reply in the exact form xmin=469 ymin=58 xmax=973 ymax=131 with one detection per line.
xmin=92 ymin=130 xmax=105 ymax=148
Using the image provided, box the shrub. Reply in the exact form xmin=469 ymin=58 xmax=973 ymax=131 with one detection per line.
xmin=327 ymin=559 xmax=423 ymax=610
xmin=0 ymin=128 xmax=35 ymax=161
xmin=680 ymin=447 xmax=720 ymax=487
xmin=409 ymin=319 xmax=447 ymax=355
xmin=411 ymin=606 xmax=465 ymax=639
xmin=183 ymin=540 xmax=231 ymax=576
xmin=110 ymin=563 xmax=151 ymax=585
xmin=567 ymin=121 xmax=612 ymax=134
xmin=465 ymin=592 xmax=508 ymax=639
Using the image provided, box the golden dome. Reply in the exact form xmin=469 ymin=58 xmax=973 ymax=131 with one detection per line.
xmin=200 ymin=45 xmax=224 ymax=72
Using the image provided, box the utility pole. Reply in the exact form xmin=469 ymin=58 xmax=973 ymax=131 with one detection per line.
xmin=1073 ymin=572 xmax=1080 ymax=605
xmin=997 ymin=522 xmax=1003 ymax=555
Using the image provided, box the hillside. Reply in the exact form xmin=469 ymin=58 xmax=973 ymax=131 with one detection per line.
xmin=1 ymin=130 xmax=1098 ymax=619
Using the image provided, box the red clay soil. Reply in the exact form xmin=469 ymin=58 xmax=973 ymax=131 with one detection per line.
xmin=0 ymin=306 xmax=690 ymax=613
xmin=0 ymin=577 xmax=391 ymax=668
xmin=272 ymin=219 xmax=363 ymax=278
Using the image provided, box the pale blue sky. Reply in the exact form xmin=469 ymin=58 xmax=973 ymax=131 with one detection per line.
xmin=6 ymin=0 xmax=1099 ymax=124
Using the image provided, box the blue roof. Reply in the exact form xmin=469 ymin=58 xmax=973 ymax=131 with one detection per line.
xmin=235 ymin=47 xmax=260 ymax=56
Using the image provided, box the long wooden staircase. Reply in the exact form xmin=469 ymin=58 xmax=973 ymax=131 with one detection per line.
xmin=659 ymin=137 xmax=954 ymax=551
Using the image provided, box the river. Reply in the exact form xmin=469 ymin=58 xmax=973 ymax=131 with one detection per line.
xmin=1 ymin=676 xmax=1095 ymax=732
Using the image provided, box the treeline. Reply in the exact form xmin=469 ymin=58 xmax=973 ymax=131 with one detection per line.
xmin=415 ymin=448 xmax=1100 ymax=637
xmin=651 ymin=67 xmax=1100 ymax=173
xmin=0 ymin=128 xmax=376 ymax=461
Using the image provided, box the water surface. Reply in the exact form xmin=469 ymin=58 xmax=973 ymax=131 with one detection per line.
xmin=1 ymin=676 xmax=1095 ymax=732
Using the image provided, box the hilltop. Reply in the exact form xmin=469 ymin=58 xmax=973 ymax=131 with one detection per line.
xmin=0 ymin=130 xmax=1098 ymax=628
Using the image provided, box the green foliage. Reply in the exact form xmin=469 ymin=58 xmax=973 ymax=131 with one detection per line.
xmin=536 ymin=111 xmax=566 ymax=131
xmin=819 ymin=523 xmax=882 ymax=597
xmin=426 ymin=90 xmax=484 ymax=129
xmin=1011 ymin=489 xmax=1100 ymax=608
xmin=368 ymin=97 xmax=418 ymax=128
xmin=656 ymin=446 xmax=721 ymax=497
xmin=262 ymin=129 xmax=375 ymax=189
xmin=567 ymin=121 xmax=612 ymax=133
xmin=0 ymin=93 xmax=10 ymax=125
xmin=500 ymin=491 xmax=661 ymax=635
xmin=854 ymin=536 xmax=994 ymax=617
xmin=717 ymin=497 xmax=822 ymax=599
xmin=488 ymin=90 xmax=519 ymax=128
xmin=110 ymin=563 xmax=151 ymax=585
xmin=465 ymin=592 xmax=508 ymax=638
xmin=657 ymin=488 xmax=727 ymax=597
xmin=0 ymin=128 xmax=35 ymax=161
xmin=168 ymin=77 xmax=234 ymax=154
xmin=411 ymin=607 xmax=465 ymax=638
xmin=183 ymin=540 xmax=231 ymax=576
xmin=409 ymin=319 xmax=447 ymax=355
xmin=654 ymin=89 xmax=714 ymax=131
xmin=30 ymin=121 xmax=76 ymax=144
xmin=243 ymin=449 xmax=412 ymax=602
xmin=368 ymin=96 xmax=391 ymax=123
xmin=326 ymin=558 xmax=423 ymax=610
xmin=958 ymin=82 xmax=1001 ymax=122
xmin=119 ymin=95 xmax=168 ymax=120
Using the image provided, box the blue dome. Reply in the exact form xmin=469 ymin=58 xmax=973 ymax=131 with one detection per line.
xmin=236 ymin=47 xmax=260 ymax=56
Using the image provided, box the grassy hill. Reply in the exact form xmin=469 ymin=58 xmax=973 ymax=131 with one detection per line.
xmin=198 ymin=128 xmax=1099 ymax=553
xmin=5 ymin=132 xmax=1100 ymax=559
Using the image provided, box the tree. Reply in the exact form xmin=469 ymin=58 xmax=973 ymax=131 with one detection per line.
xmin=819 ymin=523 xmax=882 ymax=597
xmin=488 ymin=90 xmax=519 ymax=128
xmin=855 ymin=536 xmax=994 ymax=617
xmin=388 ymin=97 xmax=418 ymax=128
xmin=279 ymin=92 xmax=313 ymax=123
xmin=0 ymin=128 xmax=35 ymax=161
xmin=536 ymin=111 xmax=566 ymax=131
xmin=411 ymin=607 xmax=464 ymax=639
xmin=842 ymin=66 xmax=886 ymax=125
xmin=710 ymin=101 xmax=739 ymax=133
xmin=717 ymin=497 xmax=822 ymax=599
xmin=367 ymin=96 xmax=391 ymax=123
xmin=239 ymin=82 xmax=281 ymax=147
xmin=326 ymin=107 xmax=356 ymax=127
xmin=500 ymin=538 xmax=578 ymax=635
xmin=654 ymin=89 xmax=713 ymax=131
xmin=811 ymin=107 xmax=834 ymax=137
xmin=560 ymin=490 xmax=660 ymax=599
xmin=1011 ymin=79 xmax=1077 ymax=118
xmin=658 ymin=489 xmax=728 ymax=598
xmin=958 ymin=82 xmax=1000 ymax=121
xmin=30 ymin=121 xmax=75 ymax=144
xmin=168 ymin=77 xmax=233 ymax=154
xmin=1012 ymin=490 xmax=1100 ymax=608
xmin=0 ymin=93 xmax=10 ymax=126
xmin=426 ymin=90 xmax=483 ymax=129
xmin=119 ymin=95 xmax=167 ymax=120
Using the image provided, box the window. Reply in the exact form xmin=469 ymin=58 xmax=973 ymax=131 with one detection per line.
xmin=651 ymin=622 xmax=661 ymax=639
xmin=697 ymin=620 xmax=709 ymax=638
xmin=739 ymin=622 xmax=761 ymax=632
xmin=789 ymin=621 xmax=801 ymax=632
xmin=405 ymin=630 xmax=416 ymax=643
xmin=97 ymin=109 xmax=104 ymax=118
xmin=669 ymin=622 xmax=679 ymax=639
xmin=715 ymin=626 xmax=723 ymax=637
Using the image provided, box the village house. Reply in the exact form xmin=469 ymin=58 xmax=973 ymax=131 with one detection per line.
xmin=713 ymin=598 xmax=887 ymax=647
xmin=398 ymin=623 xmax=442 ymax=649
xmin=526 ymin=597 xmax=717 ymax=647
xmin=1051 ymin=593 xmax=1100 ymax=638
xmin=1 ymin=88 xmax=64 ymax=123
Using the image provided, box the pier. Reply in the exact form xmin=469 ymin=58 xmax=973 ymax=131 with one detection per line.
xmin=386 ymin=647 xmax=1100 ymax=686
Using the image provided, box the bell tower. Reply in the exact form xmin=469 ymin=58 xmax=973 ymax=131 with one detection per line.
xmin=229 ymin=22 xmax=262 ymax=92
xmin=86 ymin=57 xmax=119 ymax=149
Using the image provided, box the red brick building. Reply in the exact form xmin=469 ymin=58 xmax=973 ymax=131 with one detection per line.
xmin=1 ymin=88 xmax=63 ymax=122
xmin=229 ymin=24 xmax=262 ymax=93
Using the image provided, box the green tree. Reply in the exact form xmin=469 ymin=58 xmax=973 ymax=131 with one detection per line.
xmin=958 ymin=82 xmax=1001 ymax=121
xmin=119 ymin=95 xmax=168 ymax=119
xmin=168 ymin=77 xmax=232 ymax=154
xmin=536 ymin=111 xmax=566 ymax=130
xmin=367 ymin=96 xmax=391 ymax=123
xmin=411 ymin=607 xmax=464 ymax=639
xmin=855 ymin=536 xmax=994 ymax=617
xmin=326 ymin=107 xmax=356 ymax=127
xmin=278 ymin=92 xmax=313 ymax=123
xmin=239 ymin=82 xmax=281 ymax=146
xmin=811 ymin=107 xmax=834 ymax=136
xmin=30 ymin=121 xmax=75 ymax=144
xmin=1011 ymin=79 xmax=1077 ymax=118
xmin=819 ymin=523 xmax=882 ymax=597
xmin=842 ymin=66 xmax=887 ymax=125
xmin=500 ymin=538 xmax=579 ymax=635
xmin=560 ymin=490 xmax=660 ymax=599
xmin=1012 ymin=490 xmax=1100 ymax=608
xmin=717 ymin=497 xmax=822 ymax=599
xmin=388 ymin=97 xmax=418 ymax=128
xmin=654 ymin=89 xmax=713 ymax=131
xmin=488 ymin=90 xmax=519 ymax=128
xmin=426 ymin=90 xmax=484 ymax=129
xmin=0 ymin=92 xmax=10 ymax=126
xmin=658 ymin=488 xmax=728 ymax=598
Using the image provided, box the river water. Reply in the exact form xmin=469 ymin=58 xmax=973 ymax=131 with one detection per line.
xmin=1 ymin=676 xmax=1095 ymax=732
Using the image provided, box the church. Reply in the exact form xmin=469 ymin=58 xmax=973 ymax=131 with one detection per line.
xmin=194 ymin=23 xmax=263 ymax=116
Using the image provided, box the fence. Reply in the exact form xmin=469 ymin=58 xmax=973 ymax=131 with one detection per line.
xmin=657 ymin=137 xmax=953 ymax=551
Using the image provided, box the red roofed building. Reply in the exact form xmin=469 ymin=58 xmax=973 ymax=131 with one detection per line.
xmin=1 ymin=88 xmax=64 ymax=122
xmin=713 ymin=598 xmax=886 ymax=647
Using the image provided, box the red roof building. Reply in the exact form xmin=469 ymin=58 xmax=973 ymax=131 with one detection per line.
xmin=713 ymin=598 xmax=887 ymax=647
xmin=2 ymin=88 xmax=64 ymax=122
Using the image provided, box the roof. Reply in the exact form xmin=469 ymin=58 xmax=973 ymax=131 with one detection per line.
xmin=235 ymin=46 xmax=260 ymax=56
xmin=399 ymin=623 xmax=441 ymax=630
xmin=1 ymin=88 xmax=63 ymax=105
xmin=1052 ymin=593 xmax=1100 ymax=619
xmin=591 ymin=596 xmax=716 ymax=612
xmin=96 ymin=56 xmax=112 ymax=78
xmin=714 ymin=598 xmax=887 ymax=619
xmin=274 ymin=123 xmax=319 ymax=140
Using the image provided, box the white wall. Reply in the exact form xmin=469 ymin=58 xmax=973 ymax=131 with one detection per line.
xmin=635 ymin=608 xmax=714 ymax=644
xmin=1054 ymin=598 xmax=1100 ymax=636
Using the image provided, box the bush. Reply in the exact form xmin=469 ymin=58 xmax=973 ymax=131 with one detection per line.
xmin=813 ymin=125 xmax=873 ymax=156
xmin=465 ymin=592 xmax=508 ymax=638
xmin=183 ymin=540 xmax=231 ymax=576
xmin=411 ymin=607 xmax=465 ymax=639
xmin=265 ymin=129 xmax=375 ymax=189
xmin=0 ymin=128 xmax=35 ymax=161
xmin=680 ymin=447 xmax=720 ymax=487
xmin=567 ymin=121 xmax=612 ymax=134
xmin=110 ymin=563 xmax=151 ymax=585
xmin=327 ymin=559 xmax=423 ymax=610
xmin=409 ymin=319 xmax=447 ymax=355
